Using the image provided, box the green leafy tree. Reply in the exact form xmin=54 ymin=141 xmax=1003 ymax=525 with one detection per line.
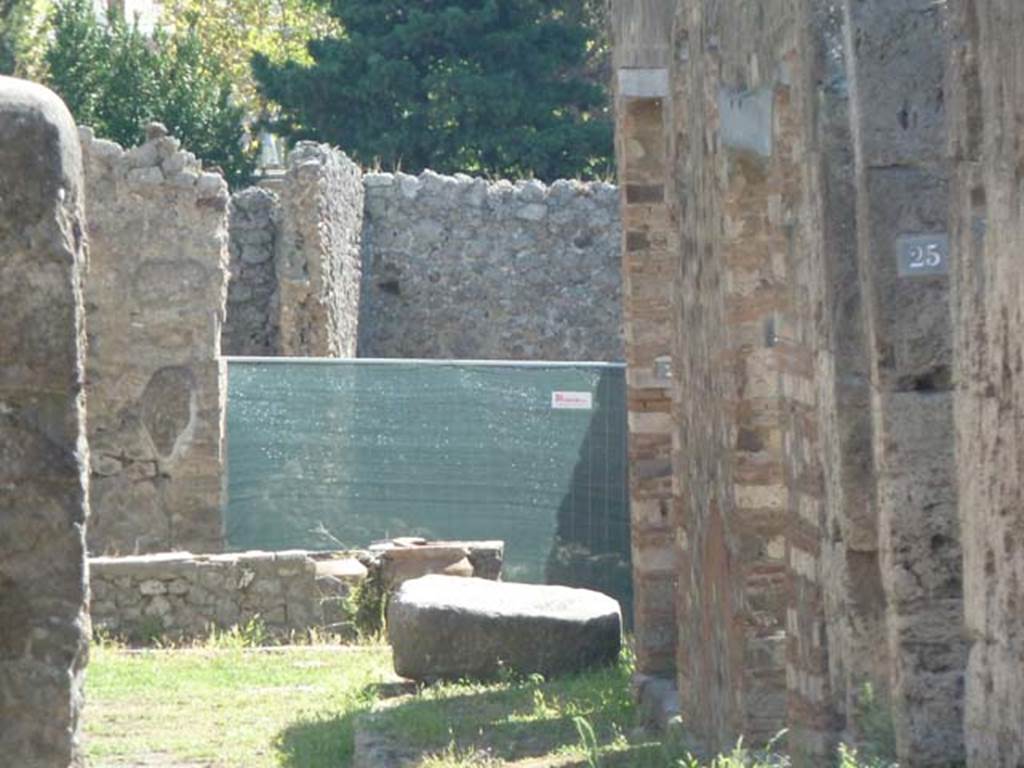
xmin=159 ymin=0 xmax=341 ymax=116
xmin=253 ymin=0 xmax=612 ymax=181
xmin=44 ymin=0 xmax=255 ymax=185
xmin=1 ymin=0 xmax=48 ymax=75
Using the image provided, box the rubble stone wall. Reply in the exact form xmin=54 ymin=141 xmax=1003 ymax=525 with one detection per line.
xmin=81 ymin=123 xmax=230 ymax=555
xmin=358 ymin=172 xmax=623 ymax=361
xmin=89 ymin=551 xmax=358 ymax=640
xmin=222 ymin=169 xmax=624 ymax=363
xmin=275 ymin=143 xmax=364 ymax=357
xmin=90 ymin=541 xmax=504 ymax=642
xmin=0 ymin=77 xmax=90 ymax=768
xmin=224 ymin=187 xmax=279 ymax=357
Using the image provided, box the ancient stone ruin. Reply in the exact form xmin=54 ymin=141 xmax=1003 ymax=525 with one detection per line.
xmin=0 ymin=76 xmax=90 ymax=768
xmin=615 ymin=1 xmax=1024 ymax=765
xmin=7 ymin=0 xmax=1024 ymax=763
xmin=225 ymin=155 xmax=624 ymax=363
xmin=80 ymin=123 xmax=230 ymax=556
xmin=80 ymin=130 xmax=624 ymax=557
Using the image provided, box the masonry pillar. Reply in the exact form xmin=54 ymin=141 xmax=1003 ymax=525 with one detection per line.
xmin=612 ymin=0 xmax=679 ymax=683
xmin=842 ymin=2 xmax=966 ymax=763
xmin=0 ymin=77 xmax=90 ymax=767
xmin=808 ymin=3 xmax=890 ymax=752
xmin=275 ymin=143 xmax=363 ymax=357
xmin=947 ymin=1 xmax=1024 ymax=764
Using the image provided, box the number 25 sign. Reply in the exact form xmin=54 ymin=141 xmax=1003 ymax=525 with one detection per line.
xmin=897 ymin=234 xmax=950 ymax=277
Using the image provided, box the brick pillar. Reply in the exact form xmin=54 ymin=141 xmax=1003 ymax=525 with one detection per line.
xmin=612 ymin=0 xmax=679 ymax=684
xmin=618 ymin=90 xmax=679 ymax=678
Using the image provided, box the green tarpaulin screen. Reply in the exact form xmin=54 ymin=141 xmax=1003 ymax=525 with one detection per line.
xmin=225 ymin=358 xmax=631 ymax=612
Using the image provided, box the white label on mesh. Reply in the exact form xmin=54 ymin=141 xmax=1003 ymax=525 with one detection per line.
xmin=551 ymin=391 xmax=593 ymax=410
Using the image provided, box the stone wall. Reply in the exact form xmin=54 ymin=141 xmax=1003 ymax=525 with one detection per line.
xmin=224 ymin=187 xmax=279 ymax=357
xmin=275 ymin=142 xmax=364 ymax=357
xmin=614 ymin=1 xmax=977 ymax=764
xmin=221 ymin=162 xmax=623 ymax=363
xmin=81 ymin=123 xmax=230 ymax=555
xmin=90 ymin=541 xmax=504 ymax=642
xmin=358 ymin=172 xmax=623 ymax=361
xmin=947 ymin=1 xmax=1024 ymax=764
xmin=0 ymin=77 xmax=90 ymax=767
xmin=90 ymin=551 xmax=362 ymax=641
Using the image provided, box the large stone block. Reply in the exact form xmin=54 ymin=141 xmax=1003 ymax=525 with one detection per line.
xmin=388 ymin=575 xmax=622 ymax=681
xmin=0 ymin=76 xmax=90 ymax=768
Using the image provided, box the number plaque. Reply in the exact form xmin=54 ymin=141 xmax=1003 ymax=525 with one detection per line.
xmin=897 ymin=234 xmax=950 ymax=277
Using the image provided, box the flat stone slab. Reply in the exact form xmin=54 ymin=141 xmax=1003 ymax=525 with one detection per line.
xmin=387 ymin=575 xmax=621 ymax=681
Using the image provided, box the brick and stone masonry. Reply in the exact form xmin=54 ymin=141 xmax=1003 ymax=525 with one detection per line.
xmin=0 ymin=77 xmax=91 ymax=768
xmin=613 ymin=1 xmax=988 ymax=765
xmin=80 ymin=123 xmax=230 ymax=556
xmin=611 ymin=0 xmax=679 ymax=690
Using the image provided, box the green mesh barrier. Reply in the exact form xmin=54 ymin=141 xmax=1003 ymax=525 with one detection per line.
xmin=225 ymin=359 xmax=631 ymax=614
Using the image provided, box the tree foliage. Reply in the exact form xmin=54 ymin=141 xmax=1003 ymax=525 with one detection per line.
xmin=0 ymin=0 xmax=48 ymax=75
xmin=253 ymin=0 xmax=613 ymax=181
xmin=159 ymin=0 xmax=340 ymax=117
xmin=44 ymin=0 xmax=255 ymax=185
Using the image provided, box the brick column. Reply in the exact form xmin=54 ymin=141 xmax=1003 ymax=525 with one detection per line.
xmin=617 ymin=86 xmax=679 ymax=679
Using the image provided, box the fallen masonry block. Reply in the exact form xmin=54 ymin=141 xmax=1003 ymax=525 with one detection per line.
xmin=387 ymin=575 xmax=622 ymax=681
xmin=368 ymin=538 xmax=504 ymax=588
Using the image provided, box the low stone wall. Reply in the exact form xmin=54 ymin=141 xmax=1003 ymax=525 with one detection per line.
xmin=90 ymin=551 xmax=361 ymax=641
xmin=90 ymin=540 xmax=504 ymax=642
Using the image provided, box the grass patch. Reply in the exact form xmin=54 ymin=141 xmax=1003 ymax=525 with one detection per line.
xmin=85 ymin=640 xmax=392 ymax=767
xmin=366 ymin=659 xmax=637 ymax=764
xmin=85 ymin=641 xmax=898 ymax=768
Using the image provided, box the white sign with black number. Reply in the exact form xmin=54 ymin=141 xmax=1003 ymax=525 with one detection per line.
xmin=551 ymin=391 xmax=593 ymax=410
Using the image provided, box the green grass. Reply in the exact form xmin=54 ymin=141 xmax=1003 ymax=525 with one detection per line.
xmin=364 ymin=659 xmax=638 ymax=765
xmin=85 ymin=641 xmax=898 ymax=768
xmin=85 ymin=641 xmax=392 ymax=767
